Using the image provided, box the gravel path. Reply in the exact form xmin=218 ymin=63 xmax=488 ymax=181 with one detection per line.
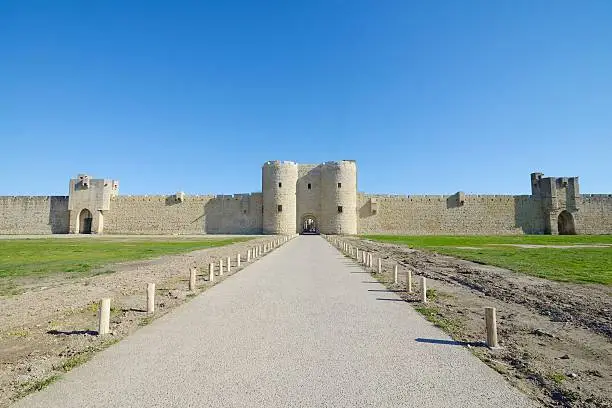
xmin=14 ymin=236 xmax=537 ymax=407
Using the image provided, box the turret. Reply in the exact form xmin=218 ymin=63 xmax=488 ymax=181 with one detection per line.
xmin=262 ymin=161 xmax=298 ymax=234
xmin=320 ymin=160 xmax=357 ymax=234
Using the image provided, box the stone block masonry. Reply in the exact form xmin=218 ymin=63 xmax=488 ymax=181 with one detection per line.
xmin=0 ymin=196 xmax=69 ymax=234
xmin=357 ymin=194 xmax=546 ymax=235
xmin=0 ymin=164 xmax=610 ymax=235
xmin=104 ymin=194 xmax=263 ymax=235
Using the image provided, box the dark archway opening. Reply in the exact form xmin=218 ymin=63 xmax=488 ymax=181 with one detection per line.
xmin=79 ymin=209 xmax=93 ymax=234
xmin=301 ymin=215 xmax=319 ymax=235
xmin=558 ymin=210 xmax=576 ymax=235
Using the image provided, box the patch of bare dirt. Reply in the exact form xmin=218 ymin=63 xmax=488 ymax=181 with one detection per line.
xmin=0 ymin=236 xmax=283 ymax=408
xmin=343 ymin=237 xmax=612 ymax=408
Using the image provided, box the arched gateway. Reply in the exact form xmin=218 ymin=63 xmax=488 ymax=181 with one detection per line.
xmin=557 ymin=210 xmax=576 ymax=235
xmin=301 ymin=214 xmax=318 ymax=234
xmin=79 ymin=208 xmax=93 ymax=234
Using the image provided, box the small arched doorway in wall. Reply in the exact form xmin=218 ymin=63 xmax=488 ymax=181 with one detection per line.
xmin=557 ymin=210 xmax=576 ymax=235
xmin=79 ymin=209 xmax=93 ymax=234
xmin=301 ymin=214 xmax=319 ymax=235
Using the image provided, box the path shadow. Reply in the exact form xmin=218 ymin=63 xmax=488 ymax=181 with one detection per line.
xmin=122 ymin=308 xmax=147 ymax=313
xmin=375 ymin=297 xmax=405 ymax=302
xmin=415 ymin=338 xmax=486 ymax=347
xmin=361 ymin=281 xmax=381 ymax=284
xmin=350 ymin=271 xmax=371 ymax=274
xmin=368 ymin=289 xmax=404 ymax=293
xmin=47 ymin=329 xmax=97 ymax=336
xmin=375 ymin=297 xmax=420 ymax=303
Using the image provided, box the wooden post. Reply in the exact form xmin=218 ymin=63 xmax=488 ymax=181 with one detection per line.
xmin=407 ymin=270 xmax=412 ymax=293
xmin=146 ymin=283 xmax=155 ymax=314
xmin=98 ymin=298 xmax=111 ymax=336
xmin=189 ymin=267 xmax=197 ymax=291
xmin=377 ymin=257 xmax=382 ymax=274
xmin=237 ymin=253 xmax=241 ymax=268
xmin=421 ymin=277 xmax=427 ymax=303
xmin=219 ymin=258 xmax=224 ymax=276
xmin=394 ymin=264 xmax=398 ymax=284
xmin=485 ymin=307 xmax=499 ymax=348
xmin=209 ymin=263 xmax=214 ymax=282
xmin=227 ymin=256 xmax=231 ymax=273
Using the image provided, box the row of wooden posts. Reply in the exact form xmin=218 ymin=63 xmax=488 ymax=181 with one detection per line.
xmin=328 ymin=236 xmax=499 ymax=349
xmin=96 ymin=235 xmax=297 ymax=336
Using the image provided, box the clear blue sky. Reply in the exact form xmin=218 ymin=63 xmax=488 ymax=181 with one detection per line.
xmin=1 ymin=0 xmax=611 ymax=196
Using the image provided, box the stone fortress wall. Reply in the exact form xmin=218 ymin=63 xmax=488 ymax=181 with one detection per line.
xmin=0 ymin=160 xmax=611 ymax=235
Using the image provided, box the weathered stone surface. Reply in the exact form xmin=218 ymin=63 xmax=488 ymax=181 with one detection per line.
xmin=0 ymin=165 xmax=610 ymax=235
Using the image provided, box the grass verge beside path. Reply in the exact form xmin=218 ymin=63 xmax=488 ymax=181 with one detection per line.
xmin=363 ymin=235 xmax=612 ymax=285
xmin=0 ymin=237 xmax=251 ymax=279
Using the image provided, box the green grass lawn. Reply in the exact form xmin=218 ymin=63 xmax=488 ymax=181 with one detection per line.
xmin=363 ymin=235 xmax=612 ymax=285
xmin=0 ymin=237 xmax=251 ymax=279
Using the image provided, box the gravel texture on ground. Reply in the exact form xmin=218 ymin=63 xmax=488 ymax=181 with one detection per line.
xmin=341 ymin=237 xmax=612 ymax=408
xmin=14 ymin=236 xmax=535 ymax=408
xmin=0 ymin=235 xmax=280 ymax=407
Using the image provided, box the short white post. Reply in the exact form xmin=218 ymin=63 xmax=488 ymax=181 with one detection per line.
xmin=247 ymin=249 xmax=251 ymax=262
xmin=407 ymin=270 xmax=412 ymax=293
xmin=189 ymin=267 xmax=197 ymax=291
xmin=209 ymin=263 xmax=215 ymax=282
xmin=355 ymin=248 xmax=359 ymax=260
xmin=485 ymin=307 xmax=499 ymax=348
xmin=368 ymin=253 xmax=373 ymax=268
xmin=421 ymin=277 xmax=427 ymax=303
xmin=98 ymin=298 xmax=111 ymax=336
xmin=146 ymin=283 xmax=155 ymax=314
xmin=237 ymin=253 xmax=241 ymax=268
xmin=227 ymin=256 xmax=232 ymax=273
xmin=219 ymin=258 xmax=224 ymax=276
xmin=394 ymin=264 xmax=398 ymax=284
xmin=377 ymin=258 xmax=382 ymax=274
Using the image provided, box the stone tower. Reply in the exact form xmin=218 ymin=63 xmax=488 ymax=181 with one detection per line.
xmin=319 ymin=161 xmax=357 ymax=234
xmin=68 ymin=174 xmax=119 ymax=234
xmin=262 ymin=159 xmax=358 ymax=235
xmin=531 ymin=172 xmax=580 ymax=234
xmin=262 ymin=161 xmax=298 ymax=234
